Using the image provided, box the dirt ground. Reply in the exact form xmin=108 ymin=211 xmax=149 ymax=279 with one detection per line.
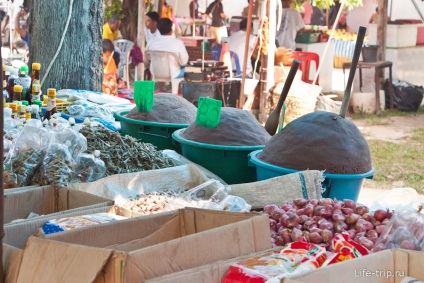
xmin=349 ymin=114 xmax=424 ymax=142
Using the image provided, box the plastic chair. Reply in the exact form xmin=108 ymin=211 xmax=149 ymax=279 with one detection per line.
xmin=292 ymin=51 xmax=320 ymax=85
xmin=145 ymin=50 xmax=184 ymax=94
xmin=211 ymin=48 xmax=241 ymax=77
xmin=113 ymin=39 xmax=136 ymax=87
xmin=230 ymin=51 xmax=242 ymax=78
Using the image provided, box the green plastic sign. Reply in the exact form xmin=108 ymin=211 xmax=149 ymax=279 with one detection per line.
xmin=134 ymin=80 xmax=155 ymax=113
xmin=196 ymin=97 xmax=222 ymax=128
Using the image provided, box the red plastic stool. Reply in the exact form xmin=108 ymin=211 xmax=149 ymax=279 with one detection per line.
xmin=292 ymin=51 xmax=320 ymax=85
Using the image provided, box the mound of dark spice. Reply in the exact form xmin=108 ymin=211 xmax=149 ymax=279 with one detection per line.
xmin=126 ymin=94 xmax=197 ymax=124
xmin=258 ymin=111 xmax=372 ymax=174
xmin=181 ymin=107 xmax=271 ymax=146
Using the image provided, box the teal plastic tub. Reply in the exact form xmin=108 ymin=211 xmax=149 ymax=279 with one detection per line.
xmin=248 ymin=150 xmax=375 ymax=202
xmin=114 ymin=110 xmax=189 ymax=151
xmin=172 ymin=129 xmax=264 ymax=184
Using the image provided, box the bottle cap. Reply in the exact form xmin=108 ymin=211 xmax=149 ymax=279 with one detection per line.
xmin=20 ymin=66 xmax=29 ymax=74
xmin=32 ymin=63 xmax=41 ymax=70
xmin=31 ymin=104 xmax=40 ymax=112
xmin=33 ymin=100 xmax=42 ymax=107
xmin=94 ymin=150 xmax=101 ymax=158
xmin=2 ymin=64 xmax=6 ymax=71
xmin=4 ymin=108 xmax=12 ymax=116
xmin=21 ymin=100 xmax=29 ymax=106
xmin=47 ymin=88 xmax=56 ymax=98
xmin=14 ymin=85 xmax=23 ymax=92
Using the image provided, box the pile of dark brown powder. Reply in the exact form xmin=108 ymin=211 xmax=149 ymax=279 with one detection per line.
xmin=181 ymin=107 xmax=271 ymax=146
xmin=258 ymin=111 xmax=372 ymax=174
xmin=126 ymin=94 xmax=197 ymax=124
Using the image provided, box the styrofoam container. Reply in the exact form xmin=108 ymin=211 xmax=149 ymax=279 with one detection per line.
xmin=368 ymin=24 xmax=417 ymax=48
xmin=351 ymin=90 xmax=385 ymax=114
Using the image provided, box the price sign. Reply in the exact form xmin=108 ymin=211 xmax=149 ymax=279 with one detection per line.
xmin=196 ymin=97 xmax=222 ymax=128
xmin=134 ymin=80 xmax=155 ymax=113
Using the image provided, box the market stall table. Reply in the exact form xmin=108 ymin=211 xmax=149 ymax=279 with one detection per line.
xmin=343 ymin=61 xmax=394 ymax=115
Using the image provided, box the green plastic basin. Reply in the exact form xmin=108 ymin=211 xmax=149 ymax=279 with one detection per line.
xmin=172 ymin=129 xmax=264 ymax=184
xmin=114 ymin=110 xmax=190 ymax=151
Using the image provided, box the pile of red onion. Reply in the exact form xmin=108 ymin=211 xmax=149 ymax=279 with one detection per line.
xmin=264 ymin=198 xmax=393 ymax=251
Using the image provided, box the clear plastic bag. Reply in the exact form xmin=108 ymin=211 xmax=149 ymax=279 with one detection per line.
xmin=49 ymin=128 xmax=87 ymax=159
xmin=163 ymin=180 xmax=251 ymax=212
xmin=373 ymin=205 xmax=424 ymax=252
xmin=4 ymin=126 xmax=51 ymax=187
xmin=40 ymin=142 xmax=75 ymax=187
xmin=73 ymin=150 xmax=106 ymax=183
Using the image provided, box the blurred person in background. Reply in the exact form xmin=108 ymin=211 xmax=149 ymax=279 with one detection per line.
xmin=229 ymin=19 xmax=256 ymax=77
xmin=14 ymin=0 xmax=29 ymax=47
xmin=276 ymin=0 xmax=304 ymax=50
xmin=161 ymin=1 xmax=181 ymax=36
xmin=145 ymin=11 xmax=160 ymax=43
xmin=205 ymin=0 xmax=227 ymax=44
xmin=301 ymin=1 xmax=313 ymax=25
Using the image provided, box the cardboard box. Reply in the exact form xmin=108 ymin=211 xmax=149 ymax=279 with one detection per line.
xmin=283 ymin=249 xmax=424 ymax=283
xmin=147 ymin=249 xmax=424 ymax=283
xmin=4 ymin=185 xmax=114 ymax=225
xmin=3 ymin=205 xmax=117 ymax=249
xmin=145 ymin=248 xmax=283 ymax=283
xmin=17 ymin=208 xmax=271 ymax=282
xmin=2 ymin=244 xmax=23 ymax=283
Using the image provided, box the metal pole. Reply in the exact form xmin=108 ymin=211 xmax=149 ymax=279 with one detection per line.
xmin=239 ymin=0 xmax=255 ymax=108
xmin=0 ymin=31 xmax=5 ymax=283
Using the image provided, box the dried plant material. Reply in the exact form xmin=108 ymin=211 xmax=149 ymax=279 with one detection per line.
xmin=79 ymin=126 xmax=175 ymax=176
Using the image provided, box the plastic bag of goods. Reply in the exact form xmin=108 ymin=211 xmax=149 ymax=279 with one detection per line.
xmin=373 ymin=205 xmax=424 ymax=252
xmin=3 ymin=125 xmax=51 ymax=187
xmin=73 ymin=150 xmax=106 ymax=183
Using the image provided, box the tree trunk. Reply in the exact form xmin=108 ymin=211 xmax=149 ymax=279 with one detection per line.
xmin=29 ymin=0 xmax=103 ymax=93
xmin=121 ymin=0 xmax=138 ymax=41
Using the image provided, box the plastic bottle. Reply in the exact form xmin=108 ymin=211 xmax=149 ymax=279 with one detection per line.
xmin=19 ymin=104 xmax=26 ymax=120
xmin=30 ymin=104 xmax=40 ymax=120
xmin=43 ymin=88 xmax=57 ymax=120
xmin=4 ymin=107 xmax=16 ymax=131
xmin=32 ymin=100 xmax=43 ymax=118
xmin=31 ymin=63 xmax=42 ymax=101
xmin=32 ymin=84 xmax=41 ymax=101
xmin=2 ymin=65 xmax=8 ymax=101
xmin=5 ymin=74 xmax=20 ymax=103
xmin=18 ymin=66 xmax=32 ymax=105
xmin=25 ymin=106 xmax=32 ymax=120
xmin=13 ymin=85 xmax=23 ymax=102
xmin=2 ymin=64 xmax=9 ymax=82
xmin=10 ymin=103 xmax=18 ymax=119
xmin=68 ymin=117 xmax=76 ymax=128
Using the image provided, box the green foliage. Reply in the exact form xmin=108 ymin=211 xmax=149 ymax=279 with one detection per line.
xmin=103 ymin=0 xmax=124 ymax=21
xmin=293 ymin=0 xmax=363 ymax=10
